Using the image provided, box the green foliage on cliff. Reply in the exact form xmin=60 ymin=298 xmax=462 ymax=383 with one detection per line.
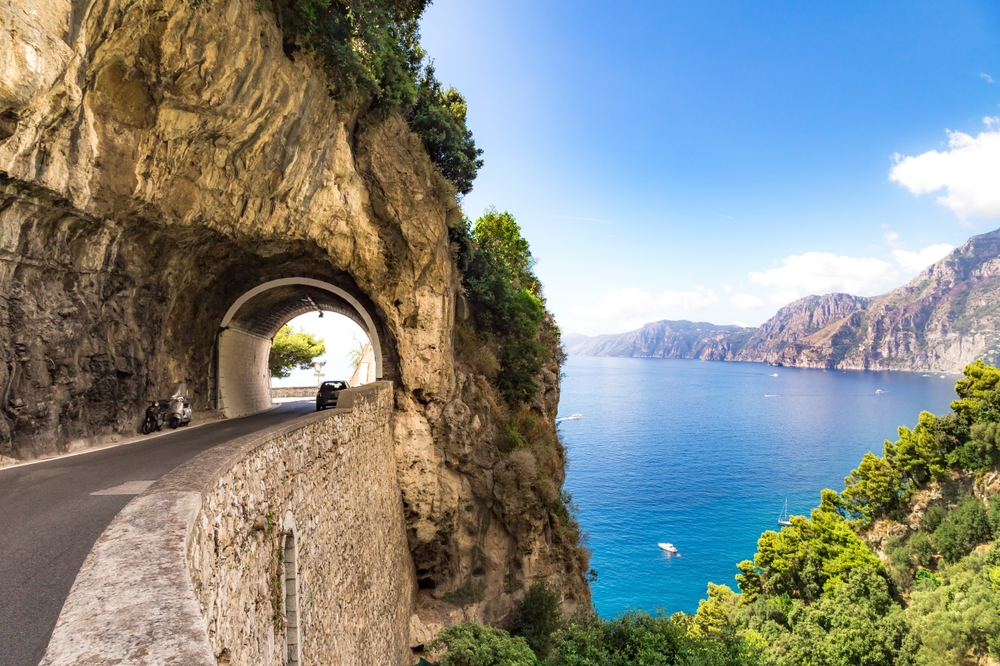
xmin=693 ymin=361 xmax=1000 ymax=666
xmin=452 ymin=208 xmax=549 ymax=405
xmin=268 ymin=325 xmax=326 ymax=378
xmin=427 ymin=612 xmax=763 ymax=666
xmin=427 ymin=622 xmax=536 ymax=666
xmin=509 ymin=582 xmax=564 ymax=658
xmin=270 ymin=0 xmax=483 ymax=193
xmin=407 ymin=66 xmax=484 ymax=195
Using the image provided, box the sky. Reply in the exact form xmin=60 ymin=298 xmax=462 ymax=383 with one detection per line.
xmin=418 ymin=0 xmax=1000 ymax=335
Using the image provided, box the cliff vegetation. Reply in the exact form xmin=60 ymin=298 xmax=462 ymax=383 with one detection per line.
xmin=425 ymin=362 xmax=1000 ymax=665
xmin=0 ymin=0 xmax=585 ymax=648
xmin=271 ymin=0 xmax=483 ymax=193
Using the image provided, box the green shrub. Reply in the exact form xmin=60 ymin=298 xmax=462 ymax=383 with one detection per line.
xmin=552 ymin=611 xmax=762 ymax=666
xmin=932 ymin=497 xmax=992 ymax=564
xmin=272 ymin=0 xmax=426 ymax=108
xmin=922 ymin=505 xmax=946 ymax=533
xmin=509 ymin=582 xmax=563 ymax=658
xmin=427 ymin=622 xmax=535 ymax=666
xmin=270 ymin=0 xmax=481 ymax=193
xmin=885 ymin=536 xmax=914 ymax=590
xmin=841 ymin=452 xmax=902 ymax=523
xmin=452 ymin=210 xmax=549 ymax=405
xmin=408 ymin=66 xmax=483 ymax=194
xmin=933 ymin=520 xmax=966 ymax=564
xmin=442 ymin=582 xmax=485 ymax=606
xmin=909 ymin=531 xmax=934 ymax=567
xmin=988 ymin=497 xmax=1000 ymax=535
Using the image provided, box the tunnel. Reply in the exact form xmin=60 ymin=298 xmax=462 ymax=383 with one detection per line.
xmin=214 ymin=278 xmax=385 ymax=417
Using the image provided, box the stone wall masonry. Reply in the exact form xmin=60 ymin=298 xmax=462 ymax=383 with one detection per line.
xmin=271 ymin=386 xmax=321 ymax=398
xmin=217 ymin=328 xmax=274 ymax=418
xmin=42 ymin=382 xmax=415 ymax=666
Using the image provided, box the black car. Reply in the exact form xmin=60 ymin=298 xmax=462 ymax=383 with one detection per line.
xmin=316 ymin=380 xmax=349 ymax=410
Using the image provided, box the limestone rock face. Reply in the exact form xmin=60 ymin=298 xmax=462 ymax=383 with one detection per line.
xmin=0 ymin=0 xmax=587 ymax=641
xmin=570 ymin=229 xmax=1000 ymax=373
xmin=733 ymin=293 xmax=871 ymax=367
xmin=567 ymin=320 xmax=753 ymax=360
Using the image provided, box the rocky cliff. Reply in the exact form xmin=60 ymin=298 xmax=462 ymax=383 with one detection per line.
xmin=571 ymin=228 xmax=1000 ymax=373
xmin=567 ymin=320 xmax=753 ymax=360
xmin=0 ymin=0 xmax=587 ymax=648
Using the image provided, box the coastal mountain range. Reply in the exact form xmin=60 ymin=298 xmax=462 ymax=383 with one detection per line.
xmin=568 ymin=227 xmax=1000 ymax=373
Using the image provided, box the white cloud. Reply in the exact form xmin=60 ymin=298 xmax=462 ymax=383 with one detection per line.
xmin=749 ymin=252 xmax=898 ymax=300
xmin=730 ymin=293 xmax=764 ymax=309
xmin=891 ymin=243 xmax=955 ymax=273
xmin=767 ymin=288 xmax=802 ymax=305
xmin=889 ymin=121 xmax=1000 ymax=219
xmin=981 ymin=73 xmax=994 ymax=84
xmin=567 ymin=287 xmax=718 ymax=334
xmin=884 ymin=231 xmax=900 ymax=245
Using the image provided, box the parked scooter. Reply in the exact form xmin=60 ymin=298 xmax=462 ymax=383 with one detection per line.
xmin=142 ymin=400 xmax=169 ymax=434
xmin=168 ymin=396 xmax=192 ymax=429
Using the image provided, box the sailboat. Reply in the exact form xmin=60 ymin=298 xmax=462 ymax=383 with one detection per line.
xmin=777 ymin=499 xmax=793 ymax=527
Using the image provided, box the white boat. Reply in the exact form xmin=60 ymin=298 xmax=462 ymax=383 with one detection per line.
xmin=875 ymin=389 xmax=883 ymax=394
xmin=658 ymin=542 xmax=678 ymax=553
xmin=778 ymin=498 xmax=793 ymax=527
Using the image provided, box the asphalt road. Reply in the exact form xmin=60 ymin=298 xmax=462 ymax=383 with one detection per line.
xmin=0 ymin=401 xmax=316 ymax=666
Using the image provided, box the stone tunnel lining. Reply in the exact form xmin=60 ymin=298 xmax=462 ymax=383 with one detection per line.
xmin=216 ymin=278 xmax=385 ymax=418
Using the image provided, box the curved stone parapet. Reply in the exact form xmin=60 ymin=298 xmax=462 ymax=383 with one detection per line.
xmin=42 ymin=382 xmax=415 ymax=665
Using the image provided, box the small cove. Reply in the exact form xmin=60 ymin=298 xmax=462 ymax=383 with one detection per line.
xmin=558 ymin=356 xmax=959 ymax=616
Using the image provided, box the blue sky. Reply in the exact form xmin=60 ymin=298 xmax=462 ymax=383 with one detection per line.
xmin=419 ymin=0 xmax=1000 ymax=334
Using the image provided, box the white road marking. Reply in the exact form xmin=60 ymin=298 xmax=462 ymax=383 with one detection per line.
xmin=90 ymin=481 xmax=156 ymax=496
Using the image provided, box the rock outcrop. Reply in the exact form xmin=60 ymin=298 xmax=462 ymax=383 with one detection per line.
xmin=0 ymin=0 xmax=588 ymax=646
xmin=567 ymin=320 xmax=753 ymax=360
xmin=570 ymin=228 xmax=1000 ymax=373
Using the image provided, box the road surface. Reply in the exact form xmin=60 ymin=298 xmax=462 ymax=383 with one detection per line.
xmin=0 ymin=401 xmax=316 ymax=666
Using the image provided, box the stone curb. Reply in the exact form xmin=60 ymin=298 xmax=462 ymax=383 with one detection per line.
xmin=40 ymin=383 xmax=390 ymax=666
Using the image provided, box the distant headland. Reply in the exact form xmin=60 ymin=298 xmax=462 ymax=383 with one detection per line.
xmin=567 ymin=227 xmax=1000 ymax=374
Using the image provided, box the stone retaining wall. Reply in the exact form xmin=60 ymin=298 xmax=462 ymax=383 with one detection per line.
xmin=42 ymin=382 xmax=415 ymax=666
xmin=271 ymin=386 xmax=321 ymax=398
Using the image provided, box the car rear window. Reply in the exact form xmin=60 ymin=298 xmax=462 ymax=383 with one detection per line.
xmin=321 ymin=381 xmax=347 ymax=390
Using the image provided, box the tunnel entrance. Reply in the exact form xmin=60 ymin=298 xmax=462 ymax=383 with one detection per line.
xmin=214 ymin=278 xmax=384 ymax=418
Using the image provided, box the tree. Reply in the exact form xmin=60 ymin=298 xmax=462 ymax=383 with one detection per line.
xmin=509 ymin=582 xmax=563 ymax=658
xmin=427 ymin=622 xmax=535 ymax=666
xmin=765 ymin=568 xmax=915 ymax=666
xmin=552 ymin=611 xmax=762 ymax=666
xmin=841 ymin=451 xmax=903 ymax=524
xmin=408 ymin=65 xmax=483 ymax=195
xmin=454 ymin=210 xmax=548 ymax=404
xmin=268 ymin=325 xmax=326 ymax=378
xmin=886 ymin=411 xmax=948 ymax=485
xmin=751 ymin=493 xmax=883 ymax=601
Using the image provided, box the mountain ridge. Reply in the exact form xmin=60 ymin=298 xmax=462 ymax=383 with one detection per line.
xmin=569 ymin=228 xmax=1000 ymax=373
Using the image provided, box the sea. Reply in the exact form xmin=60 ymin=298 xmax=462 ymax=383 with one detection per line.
xmin=557 ymin=355 xmax=959 ymax=617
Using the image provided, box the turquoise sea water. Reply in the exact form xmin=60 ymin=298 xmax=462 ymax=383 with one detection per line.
xmin=557 ymin=356 xmax=959 ymax=617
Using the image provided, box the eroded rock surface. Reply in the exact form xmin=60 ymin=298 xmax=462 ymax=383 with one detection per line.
xmin=569 ymin=229 xmax=1000 ymax=373
xmin=0 ymin=0 xmax=588 ymax=640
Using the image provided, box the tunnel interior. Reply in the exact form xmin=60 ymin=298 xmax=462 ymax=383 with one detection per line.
xmin=0 ymin=194 xmax=398 ymax=458
xmin=215 ymin=280 xmax=384 ymax=417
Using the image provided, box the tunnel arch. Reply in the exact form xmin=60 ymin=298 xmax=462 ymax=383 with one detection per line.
xmin=215 ymin=278 xmax=385 ymax=417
